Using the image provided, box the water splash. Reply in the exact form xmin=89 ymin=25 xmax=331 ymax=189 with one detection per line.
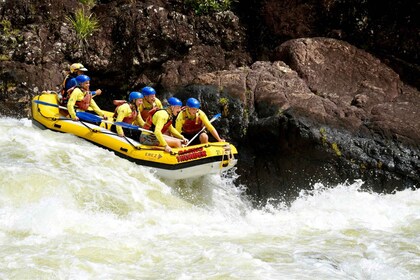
xmin=0 ymin=118 xmax=419 ymax=279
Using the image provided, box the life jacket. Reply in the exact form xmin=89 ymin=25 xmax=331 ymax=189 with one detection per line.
xmin=140 ymin=102 xmax=159 ymax=120
xmin=143 ymin=108 xmax=172 ymax=134
xmin=113 ymin=101 xmax=138 ymax=124
xmin=180 ymin=110 xmax=203 ymax=134
xmin=75 ymin=89 xmax=92 ymax=110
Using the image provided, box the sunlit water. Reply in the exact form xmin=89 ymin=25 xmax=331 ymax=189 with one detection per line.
xmin=0 ymin=118 xmax=419 ymax=279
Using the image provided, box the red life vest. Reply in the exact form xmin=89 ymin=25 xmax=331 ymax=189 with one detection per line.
xmin=75 ymin=90 xmax=92 ymax=110
xmin=141 ymin=102 xmax=160 ymax=120
xmin=113 ymin=101 xmax=138 ymax=123
xmin=143 ymin=108 xmax=172 ymax=134
xmin=181 ymin=110 xmax=203 ymax=134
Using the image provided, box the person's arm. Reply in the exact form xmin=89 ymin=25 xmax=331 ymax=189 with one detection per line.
xmin=136 ymin=111 xmax=145 ymax=127
xmin=89 ymin=98 xmax=106 ymax=119
xmin=201 ymin=112 xmax=224 ymax=142
xmin=91 ymin=89 xmax=102 ymax=96
xmin=115 ymin=104 xmax=129 ymax=136
xmin=153 ymin=111 xmax=168 ymax=147
xmin=169 ymin=125 xmax=185 ymax=140
xmin=175 ymin=112 xmax=184 ymax=133
xmin=67 ymin=89 xmax=82 ymax=120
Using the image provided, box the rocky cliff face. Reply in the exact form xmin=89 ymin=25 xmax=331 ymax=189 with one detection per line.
xmin=195 ymin=38 xmax=419 ymax=199
xmin=0 ymin=0 xmax=418 ymax=201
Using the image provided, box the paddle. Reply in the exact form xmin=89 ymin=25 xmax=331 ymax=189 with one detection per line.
xmin=74 ymin=111 xmax=105 ymax=123
xmin=75 ymin=112 xmax=181 ymax=141
xmin=113 ymin=121 xmax=181 ymax=141
xmin=34 ymin=100 xmax=98 ymax=122
xmin=34 ymin=99 xmax=68 ymax=110
xmin=185 ymin=113 xmax=222 ymax=146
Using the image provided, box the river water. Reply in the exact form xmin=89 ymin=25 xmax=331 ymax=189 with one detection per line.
xmin=0 ymin=118 xmax=419 ymax=279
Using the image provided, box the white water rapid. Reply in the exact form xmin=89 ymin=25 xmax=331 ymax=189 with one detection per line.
xmin=0 ymin=118 xmax=419 ymax=279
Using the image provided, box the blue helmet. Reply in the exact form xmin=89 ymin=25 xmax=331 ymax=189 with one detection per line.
xmin=141 ymin=86 xmax=156 ymax=96
xmin=186 ymin=97 xmax=200 ymax=108
xmin=167 ymin=97 xmax=182 ymax=106
xmin=75 ymin=74 xmax=90 ymax=85
xmin=67 ymin=78 xmax=78 ymax=89
xmin=129 ymin=91 xmax=144 ymax=102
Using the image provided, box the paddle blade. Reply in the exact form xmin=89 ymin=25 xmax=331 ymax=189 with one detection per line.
xmin=114 ymin=122 xmax=140 ymax=130
xmin=76 ymin=112 xmax=102 ymax=123
xmin=210 ymin=113 xmax=222 ymax=122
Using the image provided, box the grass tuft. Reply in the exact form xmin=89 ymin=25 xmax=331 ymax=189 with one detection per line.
xmin=67 ymin=8 xmax=99 ymax=44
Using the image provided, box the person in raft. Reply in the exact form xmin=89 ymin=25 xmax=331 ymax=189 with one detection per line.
xmin=67 ymin=75 xmax=107 ymax=121
xmin=61 ymin=63 xmax=87 ymax=93
xmin=138 ymin=86 xmax=163 ymax=121
xmin=175 ymin=97 xmax=225 ymax=145
xmin=60 ymin=63 xmax=102 ymax=105
xmin=112 ymin=91 xmax=144 ymax=139
xmin=140 ymin=97 xmax=188 ymax=153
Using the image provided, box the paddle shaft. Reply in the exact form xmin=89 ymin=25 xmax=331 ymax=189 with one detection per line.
xmin=34 ymin=100 xmax=97 ymax=122
xmin=114 ymin=121 xmax=181 ymax=142
xmin=185 ymin=113 xmax=221 ymax=146
xmin=34 ymin=99 xmax=68 ymax=110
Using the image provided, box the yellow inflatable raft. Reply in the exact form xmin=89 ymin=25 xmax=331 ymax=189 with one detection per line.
xmin=31 ymin=92 xmax=238 ymax=180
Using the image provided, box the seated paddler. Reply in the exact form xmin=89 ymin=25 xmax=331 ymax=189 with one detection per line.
xmin=139 ymin=86 xmax=163 ymax=121
xmin=111 ymin=91 xmax=145 ymax=140
xmin=66 ymin=75 xmax=107 ymax=121
xmin=175 ymin=97 xmax=225 ymax=145
xmin=140 ymin=97 xmax=188 ymax=153
xmin=60 ymin=63 xmax=102 ymax=106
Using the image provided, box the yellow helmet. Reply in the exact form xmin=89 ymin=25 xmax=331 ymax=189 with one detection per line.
xmin=70 ymin=63 xmax=88 ymax=73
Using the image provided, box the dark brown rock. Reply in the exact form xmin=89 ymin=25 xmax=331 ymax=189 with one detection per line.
xmin=193 ymin=38 xmax=419 ymax=199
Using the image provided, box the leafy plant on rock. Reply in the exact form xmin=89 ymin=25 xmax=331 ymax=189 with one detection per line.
xmin=185 ymin=0 xmax=233 ymax=15
xmin=67 ymin=8 xmax=99 ymax=46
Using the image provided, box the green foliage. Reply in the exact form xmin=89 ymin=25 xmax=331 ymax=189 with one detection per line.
xmin=218 ymin=97 xmax=229 ymax=106
xmin=1 ymin=19 xmax=20 ymax=37
xmin=185 ymin=0 xmax=233 ymax=15
xmin=0 ymin=54 xmax=10 ymax=61
xmin=331 ymin=142 xmax=342 ymax=156
xmin=1 ymin=20 xmax=11 ymax=34
xmin=319 ymin=128 xmax=342 ymax=157
xmin=67 ymin=8 xmax=99 ymax=44
xmin=319 ymin=127 xmax=327 ymax=145
xmin=219 ymin=97 xmax=229 ymax=117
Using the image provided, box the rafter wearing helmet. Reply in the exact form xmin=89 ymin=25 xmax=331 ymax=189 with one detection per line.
xmin=175 ymin=98 xmax=224 ymax=145
xmin=59 ymin=63 xmax=102 ymax=105
xmin=140 ymin=96 xmax=187 ymax=153
xmin=66 ymin=74 xmax=107 ymax=122
xmin=111 ymin=91 xmax=144 ymax=139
